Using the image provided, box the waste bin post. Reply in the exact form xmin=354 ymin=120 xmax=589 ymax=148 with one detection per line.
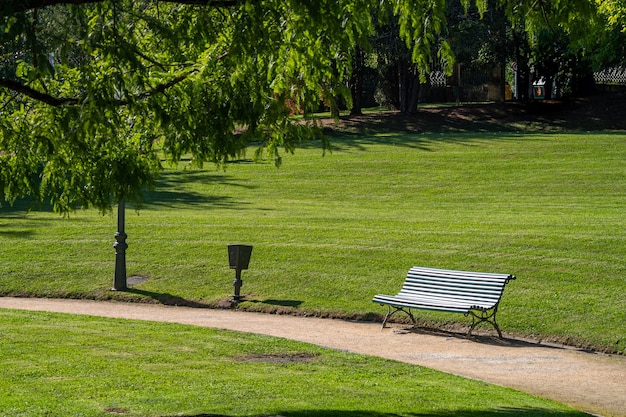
xmin=233 ymin=268 xmax=243 ymax=301
xmin=228 ymin=244 xmax=253 ymax=302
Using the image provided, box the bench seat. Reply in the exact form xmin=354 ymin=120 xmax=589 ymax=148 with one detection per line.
xmin=373 ymin=266 xmax=516 ymax=337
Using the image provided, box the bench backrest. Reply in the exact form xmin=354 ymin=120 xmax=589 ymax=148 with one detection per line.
xmin=399 ymin=266 xmax=516 ymax=310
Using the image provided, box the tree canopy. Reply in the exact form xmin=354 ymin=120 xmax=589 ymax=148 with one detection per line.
xmin=2 ymin=0 xmax=457 ymax=213
xmin=0 ymin=0 xmax=615 ymax=213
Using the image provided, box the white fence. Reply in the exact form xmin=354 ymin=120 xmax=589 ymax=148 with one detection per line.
xmin=594 ymin=66 xmax=626 ymax=85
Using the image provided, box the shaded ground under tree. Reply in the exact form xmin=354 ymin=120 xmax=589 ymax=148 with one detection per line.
xmin=323 ymin=92 xmax=626 ymax=134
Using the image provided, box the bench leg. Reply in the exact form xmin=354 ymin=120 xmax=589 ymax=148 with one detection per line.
xmin=381 ymin=305 xmax=416 ymax=329
xmin=466 ymin=306 xmax=502 ymax=338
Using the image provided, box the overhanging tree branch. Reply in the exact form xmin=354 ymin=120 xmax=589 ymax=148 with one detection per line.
xmin=0 ymin=71 xmax=196 ymax=107
xmin=1 ymin=0 xmax=244 ymax=16
xmin=1 ymin=45 xmax=227 ymax=107
xmin=0 ymin=78 xmax=79 ymax=106
xmin=133 ymin=71 xmax=197 ymax=102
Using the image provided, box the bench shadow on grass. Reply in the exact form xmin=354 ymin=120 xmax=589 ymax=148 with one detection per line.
xmin=179 ymin=407 xmax=587 ymax=416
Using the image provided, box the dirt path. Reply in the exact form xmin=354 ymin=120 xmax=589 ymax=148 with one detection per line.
xmin=1 ymin=297 xmax=624 ymax=417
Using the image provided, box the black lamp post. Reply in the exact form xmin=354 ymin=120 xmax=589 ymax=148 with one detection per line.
xmin=112 ymin=198 xmax=128 ymax=291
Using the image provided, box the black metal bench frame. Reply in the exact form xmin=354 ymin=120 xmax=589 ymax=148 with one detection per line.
xmin=372 ymin=266 xmax=516 ymax=338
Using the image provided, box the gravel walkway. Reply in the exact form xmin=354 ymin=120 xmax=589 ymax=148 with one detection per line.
xmin=1 ymin=297 xmax=624 ymax=417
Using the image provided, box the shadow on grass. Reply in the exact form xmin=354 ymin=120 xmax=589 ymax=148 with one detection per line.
xmin=0 ymin=197 xmax=53 ymax=216
xmin=314 ymin=101 xmax=626 ymax=152
xmin=177 ymin=407 xmax=588 ymax=416
xmin=140 ymin=170 xmax=257 ymax=210
xmin=314 ymin=128 xmax=536 ymax=153
xmin=1 ymin=170 xmax=258 ymax=214
xmin=123 ymin=288 xmax=212 ymax=309
xmin=323 ymin=97 xmax=626 ymax=138
xmin=0 ymin=227 xmax=36 ymax=238
xmin=248 ymin=299 xmax=304 ymax=308
xmin=283 ymin=410 xmax=586 ymax=417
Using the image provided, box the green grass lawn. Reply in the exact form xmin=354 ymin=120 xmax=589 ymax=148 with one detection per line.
xmin=0 ymin=309 xmax=590 ymax=417
xmin=0 ymin=130 xmax=624 ymax=353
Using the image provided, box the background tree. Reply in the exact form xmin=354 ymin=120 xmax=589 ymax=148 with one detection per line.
xmin=590 ymin=0 xmax=626 ymax=68
xmin=369 ymin=16 xmax=421 ymax=113
xmin=363 ymin=8 xmax=453 ymax=114
xmin=498 ymin=0 xmax=601 ymax=98
xmin=447 ymin=0 xmax=511 ymax=101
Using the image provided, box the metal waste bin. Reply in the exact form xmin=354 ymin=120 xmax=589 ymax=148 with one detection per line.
xmin=533 ymin=79 xmax=546 ymax=99
xmin=228 ymin=244 xmax=253 ymax=301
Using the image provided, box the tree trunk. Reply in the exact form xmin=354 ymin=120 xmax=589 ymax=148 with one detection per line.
xmin=350 ymin=47 xmax=364 ymax=116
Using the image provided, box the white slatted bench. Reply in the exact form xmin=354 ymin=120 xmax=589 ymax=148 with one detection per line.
xmin=372 ymin=266 xmax=516 ymax=337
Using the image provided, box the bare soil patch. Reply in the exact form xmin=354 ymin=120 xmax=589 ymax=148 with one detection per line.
xmin=238 ymin=352 xmax=319 ymax=363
